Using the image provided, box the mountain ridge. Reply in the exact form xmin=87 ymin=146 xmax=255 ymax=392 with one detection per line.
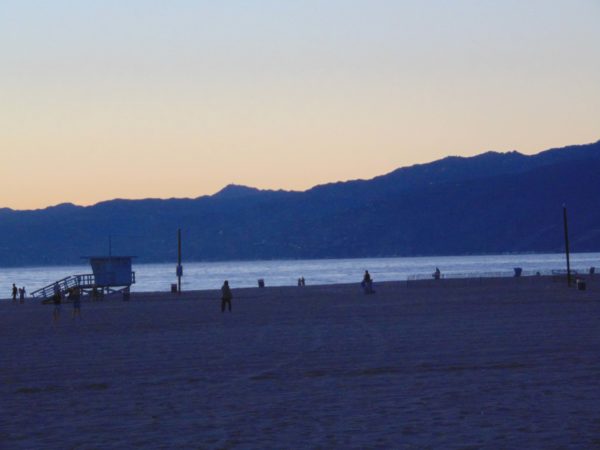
xmin=1 ymin=140 xmax=599 ymax=267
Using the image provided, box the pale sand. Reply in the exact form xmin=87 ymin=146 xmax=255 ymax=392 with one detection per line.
xmin=2 ymin=277 xmax=599 ymax=448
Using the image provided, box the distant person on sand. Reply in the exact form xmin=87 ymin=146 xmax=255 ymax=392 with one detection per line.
xmin=52 ymin=290 xmax=62 ymax=321
xmin=221 ymin=280 xmax=232 ymax=313
xmin=70 ymin=287 xmax=82 ymax=319
xmin=433 ymin=267 xmax=441 ymax=280
xmin=361 ymin=270 xmax=374 ymax=294
xmin=12 ymin=284 xmax=18 ymax=302
xmin=19 ymin=286 xmax=26 ymax=303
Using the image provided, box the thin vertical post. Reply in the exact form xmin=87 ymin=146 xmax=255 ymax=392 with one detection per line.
xmin=177 ymin=229 xmax=182 ymax=293
xmin=563 ymin=205 xmax=571 ymax=287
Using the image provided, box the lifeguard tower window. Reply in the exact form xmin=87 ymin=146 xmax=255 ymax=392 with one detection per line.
xmin=90 ymin=257 xmax=134 ymax=287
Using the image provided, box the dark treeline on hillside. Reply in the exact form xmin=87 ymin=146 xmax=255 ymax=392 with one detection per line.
xmin=1 ymin=141 xmax=599 ymax=267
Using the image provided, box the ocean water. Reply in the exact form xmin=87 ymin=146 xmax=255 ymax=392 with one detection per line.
xmin=1 ymin=253 xmax=599 ymax=298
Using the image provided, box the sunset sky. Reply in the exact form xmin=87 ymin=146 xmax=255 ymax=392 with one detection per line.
xmin=1 ymin=1 xmax=599 ymax=210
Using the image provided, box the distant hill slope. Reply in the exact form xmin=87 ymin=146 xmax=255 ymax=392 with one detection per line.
xmin=1 ymin=141 xmax=599 ymax=267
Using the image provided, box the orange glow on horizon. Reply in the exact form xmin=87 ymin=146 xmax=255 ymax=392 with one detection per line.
xmin=1 ymin=1 xmax=599 ymax=210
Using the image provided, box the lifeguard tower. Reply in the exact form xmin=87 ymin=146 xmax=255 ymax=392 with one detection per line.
xmin=31 ymin=256 xmax=136 ymax=301
xmin=87 ymin=256 xmax=135 ymax=296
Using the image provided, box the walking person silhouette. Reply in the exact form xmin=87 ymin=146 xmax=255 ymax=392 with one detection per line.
xmin=221 ymin=280 xmax=232 ymax=313
xmin=70 ymin=287 xmax=82 ymax=319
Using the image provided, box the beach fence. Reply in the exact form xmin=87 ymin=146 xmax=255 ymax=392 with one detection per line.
xmin=405 ymin=269 xmax=595 ymax=287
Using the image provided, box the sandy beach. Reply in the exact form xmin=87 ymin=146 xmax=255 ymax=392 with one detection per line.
xmin=2 ymin=276 xmax=599 ymax=448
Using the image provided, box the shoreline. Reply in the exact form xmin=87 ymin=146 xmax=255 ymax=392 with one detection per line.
xmin=1 ymin=252 xmax=598 ymax=298
xmin=2 ymin=273 xmax=596 ymax=304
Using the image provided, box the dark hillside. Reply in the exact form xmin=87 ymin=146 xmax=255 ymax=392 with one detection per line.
xmin=1 ymin=141 xmax=599 ymax=266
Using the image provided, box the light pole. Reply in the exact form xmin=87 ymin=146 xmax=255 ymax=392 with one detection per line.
xmin=177 ymin=229 xmax=183 ymax=293
xmin=563 ymin=205 xmax=571 ymax=287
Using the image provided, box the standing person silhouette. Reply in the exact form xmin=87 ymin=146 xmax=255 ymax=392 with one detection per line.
xmin=12 ymin=284 xmax=18 ymax=302
xmin=221 ymin=280 xmax=232 ymax=313
xmin=71 ymin=287 xmax=82 ymax=319
xmin=362 ymin=270 xmax=374 ymax=294
xmin=52 ymin=290 xmax=62 ymax=322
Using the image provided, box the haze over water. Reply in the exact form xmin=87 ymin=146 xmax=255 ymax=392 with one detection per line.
xmin=2 ymin=253 xmax=598 ymax=298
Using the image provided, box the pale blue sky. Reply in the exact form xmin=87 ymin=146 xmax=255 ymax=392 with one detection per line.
xmin=1 ymin=1 xmax=599 ymax=208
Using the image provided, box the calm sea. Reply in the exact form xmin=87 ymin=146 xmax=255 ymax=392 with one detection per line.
xmin=1 ymin=253 xmax=599 ymax=298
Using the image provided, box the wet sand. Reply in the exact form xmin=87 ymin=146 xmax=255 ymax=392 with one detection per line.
xmin=2 ymin=276 xmax=600 ymax=448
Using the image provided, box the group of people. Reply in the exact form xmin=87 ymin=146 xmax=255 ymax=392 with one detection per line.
xmin=51 ymin=286 xmax=82 ymax=321
xmin=11 ymin=284 xmax=26 ymax=303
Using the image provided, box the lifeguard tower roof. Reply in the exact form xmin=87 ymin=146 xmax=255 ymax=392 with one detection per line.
xmin=83 ymin=256 xmax=136 ymax=287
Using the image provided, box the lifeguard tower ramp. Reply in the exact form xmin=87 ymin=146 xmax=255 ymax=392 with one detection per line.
xmin=31 ymin=256 xmax=135 ymax=301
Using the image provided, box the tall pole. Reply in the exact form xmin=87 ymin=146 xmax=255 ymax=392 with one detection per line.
xmin=563 ymin=205 xmax=571 ymax=287
xmin=177 ymin=229 xmax=182 ymax=293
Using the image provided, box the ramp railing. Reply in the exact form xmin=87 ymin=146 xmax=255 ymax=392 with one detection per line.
xmin=30 ymin=274 xmax=95 ymax=299
xmin=30 ymin=272 xmax=135 ymax=299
